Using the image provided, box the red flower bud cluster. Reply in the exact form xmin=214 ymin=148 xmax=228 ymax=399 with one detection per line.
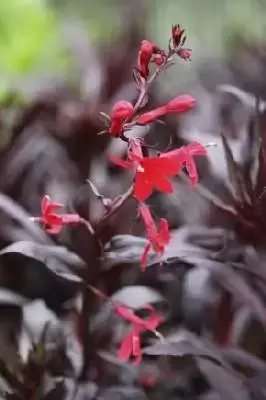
xmin=137 ymin=40 xmax=166 ymax=80
xmin=171 ymin=24 xmax=192 ymax=61
xmin=115 ymin=303 xmax=162 ymax=364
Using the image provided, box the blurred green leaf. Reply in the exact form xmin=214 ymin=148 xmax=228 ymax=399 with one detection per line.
xmin=0 ymin=0 xmax=71 ymax=85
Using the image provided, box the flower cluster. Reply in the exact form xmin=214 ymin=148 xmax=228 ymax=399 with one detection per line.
xmin=30 ymin=195 xmax=81 ymax=234
xmin=115 ymin=303 xmax=162 ymax=365
xmin=31 ymin=24 xmax=209 ymax=366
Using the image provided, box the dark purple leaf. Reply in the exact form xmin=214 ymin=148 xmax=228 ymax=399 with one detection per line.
xmin=221 ymin=132 xmax=251 ymax=205
xmin=220 ymin=347 xmax=266 ymax=373
xmin=143 ymin=339 xmax=222 ymax=362
xmin=197 ymin=358 xmax=250 ymax=400
xmin=180 ymin=257 xmax=266 ymax=326
xmin=0 ymin=241 xmax=84 ymax=309
xmin=102 ymin=235 xmax=156 ymax=269
xmin=214 ymin=291 xmax=233 ymax=346
xmin=143 ymin=338 xmax=250 ymax=399
xmin=100 ymin=386 xmax=148 ymax=400
xmin=204 ymin=260 xmax=266 ymax=326
xmin=43 ymin=381 xmax=66 ymax=400
xmin=0 ymin=241 xmax=85 ymax=279
xmin=103 ymin=229 xmax=209 ymax=270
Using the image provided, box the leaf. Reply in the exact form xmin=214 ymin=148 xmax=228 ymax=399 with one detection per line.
xmin=103 ymin=229 xmax=209 ymax=270
xmin=211 ymin=262 xmax=266 ymax=326
xmin=0 ymin=241 xmax=85 ymax=278
xmin=102 ymin=235 xmax=156 ymax=269
xmin=221 ymin=132 xmax=251 ymax=205
xmin=0 ymin=193 xmax=51 ymax=245
xmin=217 ymin=85 xmax=266 ymax=113
xmin=100 ymin=386 xmax=148 ymax=400
xmin=181 ymin=266 xmax=216 ymax=333
xmin=111 ymin=286 xmax=164 ymax=310
xmin=143 ymin=339 xmax=221 ymax=361
xmin=23 ymin=300 xmax=60 ymax=343
xmin=42 ymin=381 xmax=66 ymax=400
xmin=0 ymin=289 xmax=28 ymax=307
xmin=249 ymin=371 xmax=266 ymax=397
xmin=0 ymin=241 xmax=84 ymax=309
xmin=197 ymin=358 xmax=250 ymax=400
xmin=220 ymin=347 xmax=266 ymax=373
xmin=214 ymin=291 xmax=233 ymax=346
xmin=0 ymin=0 xmax=66 ymax=78
xmin=242 ymin=111 xmax=261 ymax=192
xmin=187 ymin=258 xmax=266 ymax=327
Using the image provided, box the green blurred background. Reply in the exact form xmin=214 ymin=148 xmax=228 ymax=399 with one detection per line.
xmin=0 ymin=0 xmax=266 ymax=89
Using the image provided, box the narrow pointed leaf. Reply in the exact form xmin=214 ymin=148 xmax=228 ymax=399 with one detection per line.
xmin=221 ymin=132 xmax=251 ymax=205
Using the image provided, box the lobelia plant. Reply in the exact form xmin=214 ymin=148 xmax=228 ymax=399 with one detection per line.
xmin=31 ymin=25 xmax=209 ymax=367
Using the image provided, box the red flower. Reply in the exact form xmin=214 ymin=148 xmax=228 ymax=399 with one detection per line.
xmin=109 ymin=138 xmax=181 ymax=201
xmin=151 ymin=53 xmax=165 ymax=66
xmin=177 ymin=48 xmax=192 ymax=61
xmin=136 ymin=94 xmax=195 ymax=125
xmin=160 ymin=142 xmax=207 ymax=186
xmin=138 ymin=40 xmax=163 ymax=79
xmin=139 ymin=203 xmax=170 ymax=270
xmin=109 ymin=101 xmax=134 ymax=137
xmin=172 ymin=24 xmax=186 ymax=48
xmin=31 ymin=195 xmax=81 ymax=234
xmin=171 ymin=24 xmax=192 ymax=61
xmin=115 ymin=303 xmax=162 ymax=365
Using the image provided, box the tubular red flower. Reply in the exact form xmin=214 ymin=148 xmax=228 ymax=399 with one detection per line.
xmin=138 ymin=40 xmax=163 ymax=80
xmin=151 ymin=53 xmax=165 ymax=66
xmin=109 ymin=139 xmax=180 ymax=201
xmin=31 ymin=195 xmax=81 ymax=234
xmin=160 ymin=142 xmax=207 ymax=186
xmin=136 ymin=94 xmax=195 ymax=125
xmin=115 ymin=303 xmax=162 ymax=364
xmin=172 ymin=24 xmax=186 ymax=48
xmin=165 ymin=95 xmax=195 ymax=112
xmin=109 ymin=100 xmax=134 ymax=137
xmin=139 ymin=203 xmax=170 ymax=270
xmin=171 ymin=24 xmax=192 ymax=61
xmin=110 ymin=140 xmax=207 ymax=200
xmin=177 ymin=48 xmax=192 ymax=61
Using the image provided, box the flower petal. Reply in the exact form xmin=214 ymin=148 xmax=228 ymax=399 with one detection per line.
xmin=184 ymin=156 xmax=198 ymax=187
xmin=118 ymin=330 xmax=133 ymax=362
xmin=45 ymin=224 xmax=62 ymax=235
xmin=115 ymin=304 xmax=143 ymax=325
xmin=131 ymin=327 xmax=142 ymax=365
xmin=62 ymin=214 xmax=81 ymax=224
xmin=41 ymin=195 xmax=51 ymax=214
xmin=109 ymin=156 xmax=133 ymax=169
xmin=144 ymin=156 xmax=183 ymax=176
xmin=139 ymin=204 xmax=157 ymax=238
xmin=145 ymin=169 xmax=173 ymax=194
xmin=46 ymin=214 xmax=63 ymax=225
xmin=153 ymin=176 xmax=173 ymax=194
xmin=134 ymin=173 xmax=153 ymax=201
xmin=158 ymin=218 xmax=170 ymax=245
xmin=109 ymin=120 xmax=123 ymax=136
xmin=141 ymin=305 xmax=163 ymax=331
xmin=186 ymin=141 xmax=207 ymax=156
xmin=111 ymin=101 xmax=134 ymax=119
xmin=128 ymin=138 xmax=143 ymax=162
xmin=137 ymin=106 xmax=167 ymax=125
xmin=140 ymin=243 xmax=152 ymax=272
xmin=165 ymin=95 xmax=196 ymax=113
